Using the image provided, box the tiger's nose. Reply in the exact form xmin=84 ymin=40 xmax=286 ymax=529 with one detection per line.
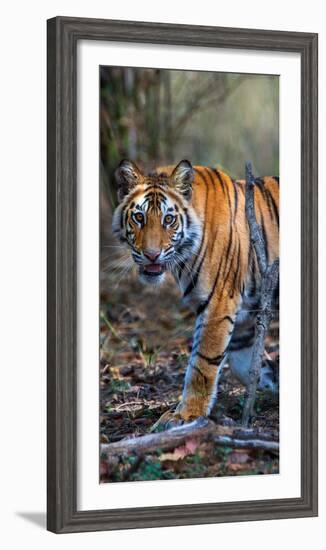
xmin=144 ymin=250 xmax=161 ymax=262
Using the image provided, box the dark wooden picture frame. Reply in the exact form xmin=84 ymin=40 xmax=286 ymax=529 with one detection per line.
xmin=47 ymin=16 xmax=318 ymax=533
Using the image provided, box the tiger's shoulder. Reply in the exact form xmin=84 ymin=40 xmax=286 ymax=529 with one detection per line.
xmin=155 ymin=163 xmax=279 ymax=217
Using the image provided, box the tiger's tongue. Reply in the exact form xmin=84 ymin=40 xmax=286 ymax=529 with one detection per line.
xmin=144 ymin=264 xmax=163 ymax=273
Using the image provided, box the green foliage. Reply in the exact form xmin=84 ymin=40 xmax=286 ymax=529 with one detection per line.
xmin=126 ymin=457 xmax=175 ymax=482
xmin=232 ymin=394 xmax=246 ymax=417
xmin=182 ymin=454 xmax=207 ymax=477
xmin=175 ymin=353 xmax=189 ymax=368
xmin=109 ymin=379 xmax=130 ymax=393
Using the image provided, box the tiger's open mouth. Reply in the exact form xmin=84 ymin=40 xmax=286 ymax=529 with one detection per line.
xmin=140 ymin=264 xmax=166 ymax=277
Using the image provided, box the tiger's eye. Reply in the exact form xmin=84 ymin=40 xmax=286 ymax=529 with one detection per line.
xmin=134 ymin=212 xmax=144 ymax=223
xmin=164 ymin=214 xmax=174 ymax=225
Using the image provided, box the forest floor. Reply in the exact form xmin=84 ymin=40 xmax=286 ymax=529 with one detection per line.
xmin=100 ymin=246 xmax=279 ymax=484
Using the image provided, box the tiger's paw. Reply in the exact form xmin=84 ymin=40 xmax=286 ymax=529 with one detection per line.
xmin=150 ymin=404 xmax=201 ymax=432
xmin=150 ymin=410 xmax=184 ymax=432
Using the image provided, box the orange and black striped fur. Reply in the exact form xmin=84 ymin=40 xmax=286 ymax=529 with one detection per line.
xmin=113 ymin=160 xmax=279 ymax=427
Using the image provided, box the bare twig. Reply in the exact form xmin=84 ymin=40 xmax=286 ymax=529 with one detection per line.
xmin=101 ymin=417 xmax=279 ymax=458
xmin=242 ymin=162 xmax=279 ymax=426
xmin=244 ymin=161 xmax=268 ymax=274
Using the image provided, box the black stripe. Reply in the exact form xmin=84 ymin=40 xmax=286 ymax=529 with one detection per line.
xmin=219 ymin=177 xmax=234 ymax=284
xmin=265 ymin=192 xmax=275 ymax=222
xmin=185 ymin=209 xmax=192 ymax=228
xmin=144 ymin=183 xmax=166 ymax=191
xmin=224 ymin=177 xmax=232 ymax=216
xmin=191 ymin=168 xmax=209 ymax=268
xmin=228 ymin=340 xmax=255 ymax=352
xmin=258 ymin=181 xmax=275 ymax=222
xmin=194 ymin=167 xmax=209 ymax=186
xmin=235 ymin=179 xmax=245 ymax=195
xmin=178 ymin=232 xmax=200 ymax=255
xmin=215 ymin=172 xmax=233 ymax=228
xmin=183 ymin=254 xmax=205 ymax=297
xmin=194 ymin=365 xmax=209 ymax=382
xmin=232 ymin=326 xmax=255 ymax=340
xmin=196 ymin=253 xmax=224 ymax=315
xmin=222 ymin=315 xmax=235 ymax=325
xmin=229 ymin=327 xmax=255 ymax=351
xmin=214 ymin=169 xmax=227 ymax=196
xmin=143 ymin=192 xmax=155 ymax=199
xmin=205 ymin=167 xmax=217 ymax=190
xmin=229 ymin=241 xmax=241 ymax=298
xmin=156 ymin=192 xmax=168 ymax=202
xmin=177 ymin=259 xmax=187 ymax=278
xmin=206 ymin=167 xmax=214 ymax=184
xmin=233 ymin=180 xmax=239 ymax=221
xmin=255 ymin=178 xmax=268 ymax=203
xmin=255 ymin=177 xmax=279 ymax=226
xmin=266 ymin=189 xmax=279 ymax=226
xmin=220 ymin=229 xmax=236 ymax=294
xmin=143 ymin=191 xmax=167 ymax=202
xmin=139 ymin=197 xmax=150 ymax=208
xmin=121 ymin=202 xmax=129 ymax=219
xmin=257 ymin=179 xmax=278 ymax=227
xmin=206 ymin=168 xmax=221 ymax=258
xmin=123 ymin=207 xmax=131 ymax=230
xmin=197 ymin=351 xmax=226 ymax=365
xmin=221 ymin=212 xmax=234 ymax=279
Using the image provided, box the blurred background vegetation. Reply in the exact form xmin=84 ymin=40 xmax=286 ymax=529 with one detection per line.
xmin=100 ymin=66 xmax=279 ymax=209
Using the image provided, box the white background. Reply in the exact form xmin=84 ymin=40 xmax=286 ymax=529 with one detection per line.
xmin=78 ymin=41 xmax=301 ymax=510
xmin=0 ymin=1 xmax=323 ymax=548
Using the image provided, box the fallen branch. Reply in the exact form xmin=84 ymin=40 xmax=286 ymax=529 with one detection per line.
xmin=101 ymin=417 xmax=279 ymax=458
xmin=232 ymin=427 xmax=278 ymax=441
xmin=211 ymin=436 xmax=279 ymax=452
xmin=242 ymin=162 xmax=279 ymax=426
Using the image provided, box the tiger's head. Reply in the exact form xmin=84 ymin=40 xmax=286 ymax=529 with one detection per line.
xmin=112 ymin=159 xmax=201 ymax=285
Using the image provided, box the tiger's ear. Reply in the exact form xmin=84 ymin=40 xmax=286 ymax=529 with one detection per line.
xmin=170 ymin=160 xmax=194 ymax=200
xmin=115 ymin=160 xmax=143 ymax=201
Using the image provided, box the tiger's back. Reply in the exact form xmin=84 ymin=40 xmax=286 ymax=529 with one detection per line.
xmin=175 ymin=166 xmax=279 ymax=309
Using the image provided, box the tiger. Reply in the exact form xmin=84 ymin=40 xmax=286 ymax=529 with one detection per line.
xmin=112 ymin=159 xmax=279 ymax=428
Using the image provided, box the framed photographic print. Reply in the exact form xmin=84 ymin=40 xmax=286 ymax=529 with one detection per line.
xmin=47 ymin=16 xmax=318 ymax=533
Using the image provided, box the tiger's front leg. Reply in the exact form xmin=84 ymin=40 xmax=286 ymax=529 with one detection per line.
xmin=153 ymin=296 xmax=240 ymax=429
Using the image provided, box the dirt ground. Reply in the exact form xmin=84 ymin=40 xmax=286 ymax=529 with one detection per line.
xmin=99 ymin=242 xmax=279 ymax=483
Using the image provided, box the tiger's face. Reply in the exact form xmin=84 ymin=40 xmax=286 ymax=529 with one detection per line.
xmin=112 ymin=160 xmax=201 ymax=284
